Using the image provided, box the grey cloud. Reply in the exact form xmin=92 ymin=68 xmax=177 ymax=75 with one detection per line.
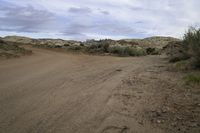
xmin=62 ymin=22 xmax=138 ymax=39
xmin=101 ymin=10 xmax=109 ymax=15
xmin=68 ymin=7 xmax=109 ymax=16
xmin=68 ymin=7 xmax=92 ymax=14
xmin=131 ymin=7 xmax=144 ymax=11
xmin=0 ymin=3 xmax=55 ymax=33
xmin=62 ymin=30 xmax=89 ymax=41
xmin=135 ymin=21 xmax=144 ymax=24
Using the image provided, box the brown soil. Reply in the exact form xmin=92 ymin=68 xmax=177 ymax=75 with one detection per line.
xmin=0 ymin=46 xmax=199 ymax=133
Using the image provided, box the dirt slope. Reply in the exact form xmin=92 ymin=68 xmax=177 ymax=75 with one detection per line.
xmin=0 ymin=40 xmax=32 ymax=58
xmin=0 ymin=46 xmax=199 ymax=133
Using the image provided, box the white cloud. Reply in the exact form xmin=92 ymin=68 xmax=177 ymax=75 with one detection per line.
xmin=0 ymin=0 xmax=200 ymax=40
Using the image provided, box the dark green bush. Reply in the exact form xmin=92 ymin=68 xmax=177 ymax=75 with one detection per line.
xmin=184 ymin=72 xmax=200 ymax=85
xmin=101 ymin=43 xmax=109 ymax=53
xmin=80 ymin=43 xmax=84 ymax=46
xmin=54 ymin=45 xmax=62 ymax=48
xmin=0 ymin=39 xmax=5 ymax=44
xmin=171 ymin=60 xmax=191 ymax=71
xmin=146 ymin=47 xmax=161 ymax=55
xmin=68 ymin=45 xmax=82 ymax=51
xmin=165 ymin=41 xmax=190 ymax=62
xmin=64 ymin=44 xmax=70 ymax=47
xmin=108 ymin=46 xmax=146 ymax=56
xmin=183 ymin=27 xmax=200 ymax=68
xmin=86 ymin=41 xmax=110 ymax=53
xmin=86 ymin=45 xmax=103 ymax=53
xmin=108 ymin=46 xmax=126 ymax=55
xmin=127 ymin=47 xmax=147 ymax=56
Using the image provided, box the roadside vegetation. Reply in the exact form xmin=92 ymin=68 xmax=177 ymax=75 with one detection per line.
xmin=34 ymin=39 xmax=150 ymax=57
xmin=184 ymin=72 xmax=200 ymax=85
xmin=167 ymin=27 xmax=200 ymax=68
xmin=166 ymin=27 xmax=200 ymax=85
xmin=183 ymin=27 xmax=200 ymax=68
xmin=3 ymin=35 xmax=178 ymax=57
xmin=0 ymin=39 xmax=32 ymax=58
xmin=108 ymin=45 xmax=147 ymax=56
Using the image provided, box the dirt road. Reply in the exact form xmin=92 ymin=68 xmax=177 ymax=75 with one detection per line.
xmin=0 ymin=47 xmax=176 ymax=133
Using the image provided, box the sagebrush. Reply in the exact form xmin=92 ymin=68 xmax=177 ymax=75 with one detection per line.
xmin=183 ymin=27 xmax=200 ymax=68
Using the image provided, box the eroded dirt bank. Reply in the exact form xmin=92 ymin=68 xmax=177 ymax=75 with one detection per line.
xmin=0 ymin=47 xmax=199 ymax=133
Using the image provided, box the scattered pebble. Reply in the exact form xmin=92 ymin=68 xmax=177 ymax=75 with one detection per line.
xmin=157 ymin=120 xmax=161 ymax=124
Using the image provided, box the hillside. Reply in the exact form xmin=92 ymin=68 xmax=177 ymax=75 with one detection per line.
xmin=119 ymin=36 xmax=181 ymax=49
xmin=0 ymin=35 xmax=181 ymax=57
xmin=2 ymin=36 xmax=180 ymax=48
xmin=2 ymin=36 xmax=81 ymax=46
xmin=0 ymin=38 xmax=32 ymax=58
xmin=3 ymin=36 xmax=35 ymax=44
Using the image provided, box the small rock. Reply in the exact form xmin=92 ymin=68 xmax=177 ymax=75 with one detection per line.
xmin=157 ymin=120 xmax=161 ymax=124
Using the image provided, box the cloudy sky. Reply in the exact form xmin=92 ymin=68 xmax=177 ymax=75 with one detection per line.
xmin=0 ymin=0 xmax=199 ymax=40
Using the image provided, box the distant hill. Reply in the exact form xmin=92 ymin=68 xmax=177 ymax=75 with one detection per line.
xmin=3 ymin=36 xmax=34 ymax=44
xmin=119 ymin=36 xmax=181 ymax=49
xmin=2 ymin=36 xmax=81 ymax=46
xmin=1 ymin=35 xmax=180 ymax=50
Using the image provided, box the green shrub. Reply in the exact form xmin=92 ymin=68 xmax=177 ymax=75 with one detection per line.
xmin=64 ymin=44 xmax=70 ymax=47
xmin=86 ymin=45 xmax=103 ymax=53
xmin=146 ymin=47 xmax=161 ymax=55
xmin=108 ymin=46 xmax=126 ymax=56
xmin=165 ymin=41 xmax=190 ymax=62
xmin=170 ymin=60 xmax=191 ymax=71
xmin=127 ymin=46 xmax=147 ymax=56
xmin=101 ymin=43 xmax=109 ymax=53
xmin=80 ymin=43 xmax=84 ymax=46
xmin=108 ymin=46 xmax=146 ymax=56
xmin=54 ymin=45 xmax=62 ymax=48
xmin=68 ymin=45 xmax=82 ymax=51
xmin=183 ymin=27 xmax=200 ymax=68
xmin=33 ymin=44 xmax=54 ymax=48
xmin=184 ymin=72 xmax=200 ymax=85
xmin=0 ymin=42 xmax=32 ymax=57
xmin=86 ymin=41 xmax=110 ymax=53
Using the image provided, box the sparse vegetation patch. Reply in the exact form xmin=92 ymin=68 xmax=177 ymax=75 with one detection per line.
xmin=108 ymin=46 xmax=146 ymax=56
xmin=184 ymin=72 xmax=200 ymax=85
xmin=183 ymin=27 xmax=200 ymax=68
xmin=166 ymin=27 xmax=200 ymax=71
xmin=0 ymin=39 xmax=32 ymax=58
xmin=33 ymin=39 xmax=148 ymax=57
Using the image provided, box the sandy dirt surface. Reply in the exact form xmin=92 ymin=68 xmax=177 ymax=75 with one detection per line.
xmin=0 ymin=46 xmax=199 ymax=133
